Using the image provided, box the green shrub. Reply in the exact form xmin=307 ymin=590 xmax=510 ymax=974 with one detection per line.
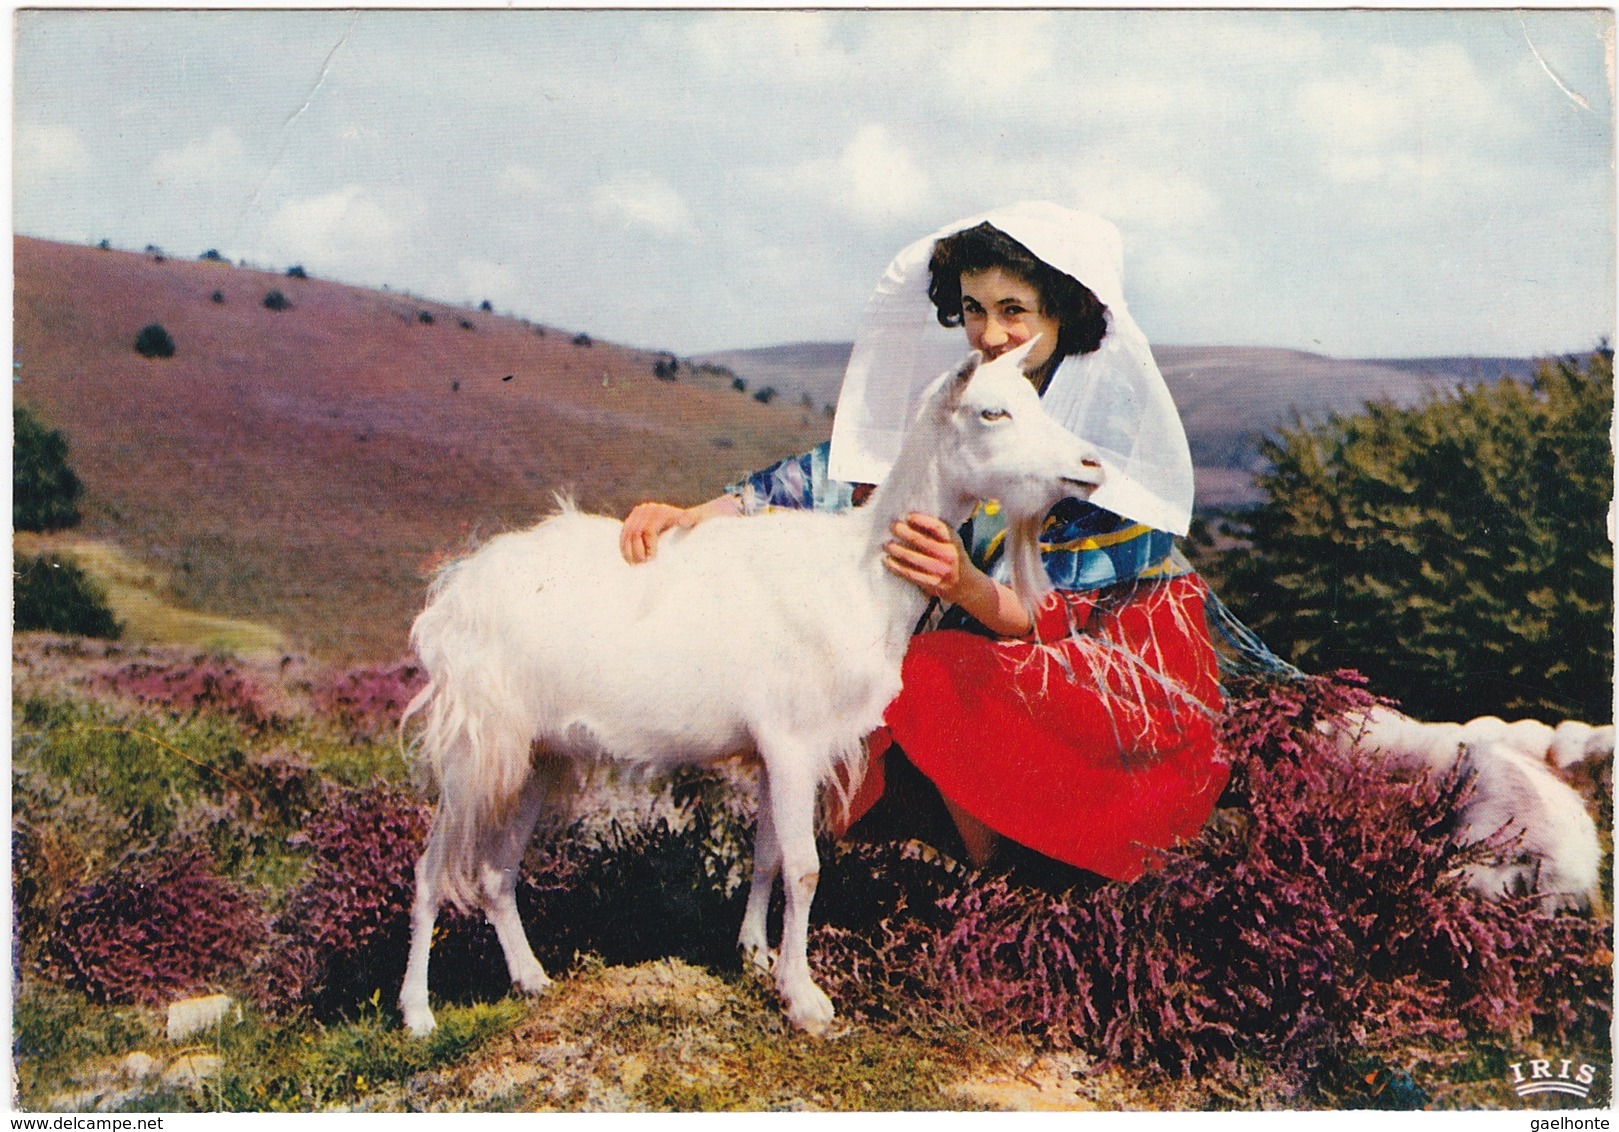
xmin=134 ymin=323 xmax=175 ymax=358
xmin=13 ymin=403 xmax=84 ymax=531
xmin=14 ymin=552 xmax=120 ymax=639
xmin=1213 ymin=350 xmax=1614 ymax=721
xmin=263 ymin=290 xmax=290 ymax=312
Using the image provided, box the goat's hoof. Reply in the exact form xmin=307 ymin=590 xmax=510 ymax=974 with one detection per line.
xmin=401 ymin=1005 xmax=437 ymax=1037
xmin=782 ymin=983 xmax=836 ymax=1037
xmin=739 ymin=942 xmax=776 ymax=979
xmin=512 ymin=965 xmax=554 ymax=996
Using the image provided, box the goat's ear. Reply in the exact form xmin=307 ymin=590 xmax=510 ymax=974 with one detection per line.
xmin=943 ymin=351 xmax=983 ymax=411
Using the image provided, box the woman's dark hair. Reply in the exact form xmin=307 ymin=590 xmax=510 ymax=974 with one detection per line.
xmin=927 ymin=222 xmax=1109 ymax=359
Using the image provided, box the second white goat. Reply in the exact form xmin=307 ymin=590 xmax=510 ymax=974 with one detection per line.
xmin=1328 ymin=705 xmax=1609 ymax=910
xmin=398 ymin=341 xmax=1103 ymax=1036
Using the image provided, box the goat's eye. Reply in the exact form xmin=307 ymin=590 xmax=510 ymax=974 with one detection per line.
xmin=981 ymin=408 xmax=1011 ymax=422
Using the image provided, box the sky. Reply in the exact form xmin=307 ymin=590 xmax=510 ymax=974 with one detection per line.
xmin=11 ymin=7 xmax=1616 ymax=359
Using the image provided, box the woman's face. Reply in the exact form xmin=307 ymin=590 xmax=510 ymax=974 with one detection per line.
xmin=958 ymin=267 xmax=1062 ymax=381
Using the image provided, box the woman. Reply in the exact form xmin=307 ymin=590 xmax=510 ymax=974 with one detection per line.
xmin=622 ymin=202 xmax=1228 ymax=883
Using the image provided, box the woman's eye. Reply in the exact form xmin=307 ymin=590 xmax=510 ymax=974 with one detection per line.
xmin=981 ymin=408 xmax=1011 ymax=422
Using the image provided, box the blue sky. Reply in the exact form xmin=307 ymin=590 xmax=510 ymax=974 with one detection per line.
xmin=13 ymin=7 xmax=1615 ymax=358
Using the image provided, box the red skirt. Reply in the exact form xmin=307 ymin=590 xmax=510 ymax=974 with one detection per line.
xmin=842 ymin=573 xmax=1227 ymax=882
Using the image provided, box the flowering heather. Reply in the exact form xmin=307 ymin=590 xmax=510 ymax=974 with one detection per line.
xmin=98 ymin=657 xmax=274 ymax=727
xmin=256 ymin=786 xmax=436 ymax=1016
xmin=311 ymin=661 xmax=428 ymax=740
xmin=43 ymin=846 xmax=267 ymax=1005
xmin=812 ymin=672 xmax=1613 ymax=1086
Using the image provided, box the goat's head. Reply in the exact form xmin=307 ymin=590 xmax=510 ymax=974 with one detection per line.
xmin=927 ymin=339 xmax=1104 ymax=521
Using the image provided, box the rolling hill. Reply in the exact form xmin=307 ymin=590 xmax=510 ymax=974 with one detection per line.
xmin=14 ymin=236 xmax=1553 ymax=661
xmin=699 ymin=343 xmax=1544 ymax=510
xmin=13 ymin=237 xmax=830 ymax=661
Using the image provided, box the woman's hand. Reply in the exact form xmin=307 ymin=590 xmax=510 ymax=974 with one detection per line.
xmin=620 ymin=495 xmax=741 ymax=564
xmin=883 ymin=512 xmax=1036 ymax=637
xmin=883 ymin=513 xmax=976 ymax=603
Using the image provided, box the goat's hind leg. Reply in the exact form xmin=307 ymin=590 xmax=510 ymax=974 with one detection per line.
xmin=480 ymin=766 xmax=561 ymax=996
xmin=738 ymin=766 xmax=782 ymax=978
xmin=401 ymin=823 xmax=448 ymax=1036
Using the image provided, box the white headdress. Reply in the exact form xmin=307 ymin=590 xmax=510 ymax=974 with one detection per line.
xmin=827 ymin=201 xmax=1194 ymax=535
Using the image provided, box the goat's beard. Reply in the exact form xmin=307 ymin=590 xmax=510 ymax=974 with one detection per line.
xmin=1003 ymin=513 xmax=1055 ymax=620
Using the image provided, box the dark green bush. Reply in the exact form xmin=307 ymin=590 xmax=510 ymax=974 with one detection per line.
xmin=1212 ymin=351 xmax=1614 ymax=722
xmin=263 ymin=290 xmax=290 ymax=312
xmin=134 ymin=323 xmax=175 ymax=358
xmin=13 ymin=404 xmax=83 ymax=532
xmin=14 ymin=553 xmax=121 ymax=639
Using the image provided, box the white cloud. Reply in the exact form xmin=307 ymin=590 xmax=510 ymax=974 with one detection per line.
xmin=590 ymin=174 xmax=695 ymax=239
xmin=261 ymin=185 xmax=426 ymax=276
xmin=1068 ymin=165 xmax=1222 ymax=231
xmin=1295 ymin=42 xmax=1513 ymax=189
xmin=15 ymin=122 xmax=90 ymax=181
xmin=838 ymin=126 xmax=932 ymax=224
xmin=757 ymin=124 xmax=934 ymax=228
xmin=681 ymin=12 xmax=852 ymax=85
xmin=149 ymin=126 xmax=255 ymax=191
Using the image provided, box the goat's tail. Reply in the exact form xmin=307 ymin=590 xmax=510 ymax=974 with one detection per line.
xmin=403 ymin=570 xmax=547 ymax=912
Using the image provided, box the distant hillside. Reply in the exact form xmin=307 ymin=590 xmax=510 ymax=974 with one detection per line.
xmin=13 ymin=237 xmax=830 ymax=661
xmin=703 ymin=342 xmax=1546 ymax=510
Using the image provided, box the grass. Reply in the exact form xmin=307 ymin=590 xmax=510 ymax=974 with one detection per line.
xmin=12 ymin=983 xmax=529 ymax=1113
xmin=11 ymin=642 xmax=1612 ymax=1113
xmin=13 ymin=532 xmax=286 ymax=657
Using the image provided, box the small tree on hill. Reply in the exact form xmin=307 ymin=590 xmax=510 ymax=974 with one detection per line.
xmin=13 ymin=403 xmax=83 ymax=532
xmin=1212 ymin=350 xmax=1614 ymax=722
xmin=134 ymin=323 xmax=176 ymax=358
xmin=14 ymin=552 xmax=122 ymax=639
xmin=263 ymin=290 xmax=290 ymax=311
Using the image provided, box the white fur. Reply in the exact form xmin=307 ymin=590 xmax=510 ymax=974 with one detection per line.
xmin=397 ymin=342 xmax=1104 ymax=1036
xmin=1328 ymin=705 xmax=1607 ymax=910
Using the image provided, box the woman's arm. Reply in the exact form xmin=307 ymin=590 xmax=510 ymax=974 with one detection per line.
xmin=619 ymin=493 xmax=742 ymax=564
xmin=883 ymin=513 xmax=1036 ymax=637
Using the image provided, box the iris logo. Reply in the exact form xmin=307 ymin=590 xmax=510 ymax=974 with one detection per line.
xmin=1509 ymin=1058 xmax=1599 ymax=1100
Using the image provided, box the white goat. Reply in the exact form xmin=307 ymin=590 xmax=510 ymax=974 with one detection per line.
xmin=398 ymin=341 xmax=1103 ymax=1036
xmin=1328 ymin=705 xmax=1610 ymax=910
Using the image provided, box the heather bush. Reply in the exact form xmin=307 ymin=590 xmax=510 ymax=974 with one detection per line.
xmin=15 ymin=705 xmax=324 ymax=891
xmin=810 ymin=672 xmax=1612 ymax=1091
xmin=254 ymin=773 xmax=756 ymax=1019
xmin=257 ymin=787 xmax=439 ymax=1016
xmin=14 ymin=402 xmax=84 ymax=531
xmin=14 ymin=552 xmax=122 ymax=639
xmin=43 ymin=845 xmax=267 ymax=1005
xmin=311 ymin=661 xmax=428 ymax=741
xmin=98 ymin=656 xmax=274 ymax=727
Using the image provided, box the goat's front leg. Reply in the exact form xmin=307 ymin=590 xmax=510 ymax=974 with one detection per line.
xmin=738 ymin=765 xmax=781 ymax=977
xmin=760 ymin=746 xmax=835 ymax=1035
